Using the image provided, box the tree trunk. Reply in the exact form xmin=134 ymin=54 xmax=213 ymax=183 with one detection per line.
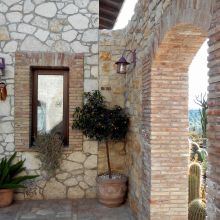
xmin=105 ymin=140 xmax=112 ymax=179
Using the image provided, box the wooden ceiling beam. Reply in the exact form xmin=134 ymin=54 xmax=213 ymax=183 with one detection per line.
xmin=100 ymin=6 xmax=118 ymax=17
xmin=99 ymin=17 xmax=114 ymax=27
xmin=103 ymin=0 xmax=124 ymax=10
xmin=99 ymin=0 xmax=125 ymax=29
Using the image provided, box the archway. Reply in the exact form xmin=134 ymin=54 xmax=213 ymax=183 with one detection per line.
xmin=149 ymin=24 xmax=207 ymax=219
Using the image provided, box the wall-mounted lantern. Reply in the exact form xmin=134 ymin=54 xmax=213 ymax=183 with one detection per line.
xmin=115 ymin=50 xmax=136 ymax=74
xmin=0 ymin=57 xmax=5 ymax=76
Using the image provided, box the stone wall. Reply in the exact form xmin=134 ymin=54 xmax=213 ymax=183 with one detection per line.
xmin=100 ymin=0 xmax=213 ymax=219
xmin=98 ymin=29 xmax=128 ymax=175
xmin=0 ymin=0 xmax=99 ymax=199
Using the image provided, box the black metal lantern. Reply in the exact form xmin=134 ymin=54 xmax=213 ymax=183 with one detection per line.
xmin=115 ymin=50 xmax=136 ymax=74
xmin=115 ymin=56 xmax=130 ymax=74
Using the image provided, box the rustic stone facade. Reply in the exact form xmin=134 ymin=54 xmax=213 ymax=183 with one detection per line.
xmin=98 ymin=30 xmax=128 ymax=175
xmin=1 ymin=0 xmax=220 ymax=219
xmin=0 ymin=0 xmax=99 ymax=200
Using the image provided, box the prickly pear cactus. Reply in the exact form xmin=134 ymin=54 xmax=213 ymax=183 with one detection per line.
xmin=188 ymin=199 xmax=206 ymax=220
xmin=189 ymin=174 xmax=201 ymax=203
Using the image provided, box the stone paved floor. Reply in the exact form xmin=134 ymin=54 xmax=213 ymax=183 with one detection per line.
xmin=0 ymin=199 xmax=135 ymax=220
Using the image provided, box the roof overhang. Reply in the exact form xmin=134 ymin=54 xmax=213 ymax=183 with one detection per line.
xmin=99 ymin=0 xmax=125 ymax=29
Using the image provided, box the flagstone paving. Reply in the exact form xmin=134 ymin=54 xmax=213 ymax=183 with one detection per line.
xmin=0 ymin=199 xmax=135 ymax=220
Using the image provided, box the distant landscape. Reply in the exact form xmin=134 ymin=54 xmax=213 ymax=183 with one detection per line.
xmin=189 ymin=109 xmax=202 ymax=133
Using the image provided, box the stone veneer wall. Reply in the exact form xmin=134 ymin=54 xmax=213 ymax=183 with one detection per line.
xmin=98 ymin=29 xmax=128 ymax=174
xmin=100 ymin=0 xmax=214 ymax=219
xmin=0 ymin=0 xmax=99 ymax=199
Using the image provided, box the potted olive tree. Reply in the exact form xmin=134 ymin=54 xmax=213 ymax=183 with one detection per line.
xmin=73 ymin=90 xmax=129 ymax=207
xmin=0 ymin=152 xmax=38 ymax=207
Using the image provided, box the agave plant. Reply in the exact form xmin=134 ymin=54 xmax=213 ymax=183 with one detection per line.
xmin=0 ymin=152 xmax=38 ymax=189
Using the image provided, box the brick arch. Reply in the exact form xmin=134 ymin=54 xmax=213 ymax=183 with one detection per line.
xmin=141 ymin=1 xmax=214 ymax=219
xmin=121 ymin=0 xmax=219 ymax=219
xmin=151 ymin=0 xmax=212 ymax=56
xmin=147 ymin=24 xmax=207 ymax=219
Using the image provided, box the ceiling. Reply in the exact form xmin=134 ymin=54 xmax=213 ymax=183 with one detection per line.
xmin=99 ymin=0 xmax=125 ymax=29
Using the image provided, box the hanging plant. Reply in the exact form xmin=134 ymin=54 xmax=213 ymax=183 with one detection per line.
xmin=34 ymin=133 xmax=63 ymax=178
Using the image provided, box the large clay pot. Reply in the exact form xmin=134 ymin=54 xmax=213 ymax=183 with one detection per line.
xmin=96 ymin=174 xmax=128 ymax=207
xmin=0 ymin=189 xmax=14 ymax=208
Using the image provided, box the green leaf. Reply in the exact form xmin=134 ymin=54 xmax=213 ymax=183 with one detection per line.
xmin=0 ymin=183 xmax=25 ymax=189
xmin=8 ymin=152 xmax=17 ymax=165
xmin=11 ymin=175 xmax=39 ymax=184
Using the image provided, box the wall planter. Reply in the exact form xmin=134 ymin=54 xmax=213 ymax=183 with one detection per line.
xmin=73 ymin=90 xmax=129 ymax=207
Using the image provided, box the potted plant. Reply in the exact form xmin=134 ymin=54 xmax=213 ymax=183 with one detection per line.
xmin=0 ymin=152 xmax=38 ymax=207
xmin=73 ymin=90 xmax=129 ymax=207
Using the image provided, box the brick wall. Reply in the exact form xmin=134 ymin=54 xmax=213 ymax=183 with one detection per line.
xmin=15 ymin=52 xmax=83 ymax=151
xmin=207 ymin=0 xmax=220 ymax=218
xmin=149 ymin=25 xmax=206 ymax=219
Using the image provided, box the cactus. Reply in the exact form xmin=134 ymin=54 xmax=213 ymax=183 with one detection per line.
xmin=191 ymin=149 xmax=207 ymax=163
xmin=189 ymin=162 xmax=202 ymax=203
xmin=189 ymin=161 xmax=202 ymax=178
xmin=188 ymin=199 xmax=206 ymax=220
xmin=191 ymin=141 xmax=200 ymax=152
xmin=189 ymin=174 xmax=201 ymax=203
xmin=190 ymin=141 xmax=207 ymax=162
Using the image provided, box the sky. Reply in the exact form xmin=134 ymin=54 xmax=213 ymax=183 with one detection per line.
xmin=188 ymin=41 xmax=208 ymax=109
xmin=113 ymin=0 xmax=138 ymax=30
xmin=114 ymin=0 xmax=209 ymax=110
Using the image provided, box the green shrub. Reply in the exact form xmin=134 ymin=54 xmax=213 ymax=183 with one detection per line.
xmin=73 ymin=90 xmax=129 ymax=178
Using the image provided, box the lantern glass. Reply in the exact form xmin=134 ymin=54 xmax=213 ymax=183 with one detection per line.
xmin=117 ymin=63 xmax=127 ymax=74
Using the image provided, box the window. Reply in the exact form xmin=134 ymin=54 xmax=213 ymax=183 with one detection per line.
xmin=32 ymin=69 xmax=69 ymax=146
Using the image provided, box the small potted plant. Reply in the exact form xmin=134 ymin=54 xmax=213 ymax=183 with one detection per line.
xmin=0 ymin=152 xmax=38 ymax=207
xmin=73 ymin=90 xmax=129 ymax=207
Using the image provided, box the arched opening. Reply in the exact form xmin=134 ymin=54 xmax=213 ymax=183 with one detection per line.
xmin=149 ymin=24 xmax=207 ymax=218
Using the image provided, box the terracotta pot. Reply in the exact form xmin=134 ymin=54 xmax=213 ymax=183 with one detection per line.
xmin=0 ymin=189 xmax=14 ymax=208
xmin=96 ymin=174 xmax=128 ymax=207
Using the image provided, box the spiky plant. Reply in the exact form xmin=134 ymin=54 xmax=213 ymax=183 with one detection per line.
xmin=188 ymin=199 xmax=206 ymax=220
xmin=189 ymin=160 xmax=202 ymax=178
xmin=189 ymin=161 xmax=202 ymax=203
xmin=0 ymin=152 xmax=38 ymax=189
xmin=189 ymin=174 xmax=201 ymax=203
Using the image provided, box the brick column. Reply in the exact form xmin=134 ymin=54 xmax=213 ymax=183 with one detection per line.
xmin=148 ymin=25 xmax=206 ymax=219
xmin=207 ymin=0 xmax=220 ymax=219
